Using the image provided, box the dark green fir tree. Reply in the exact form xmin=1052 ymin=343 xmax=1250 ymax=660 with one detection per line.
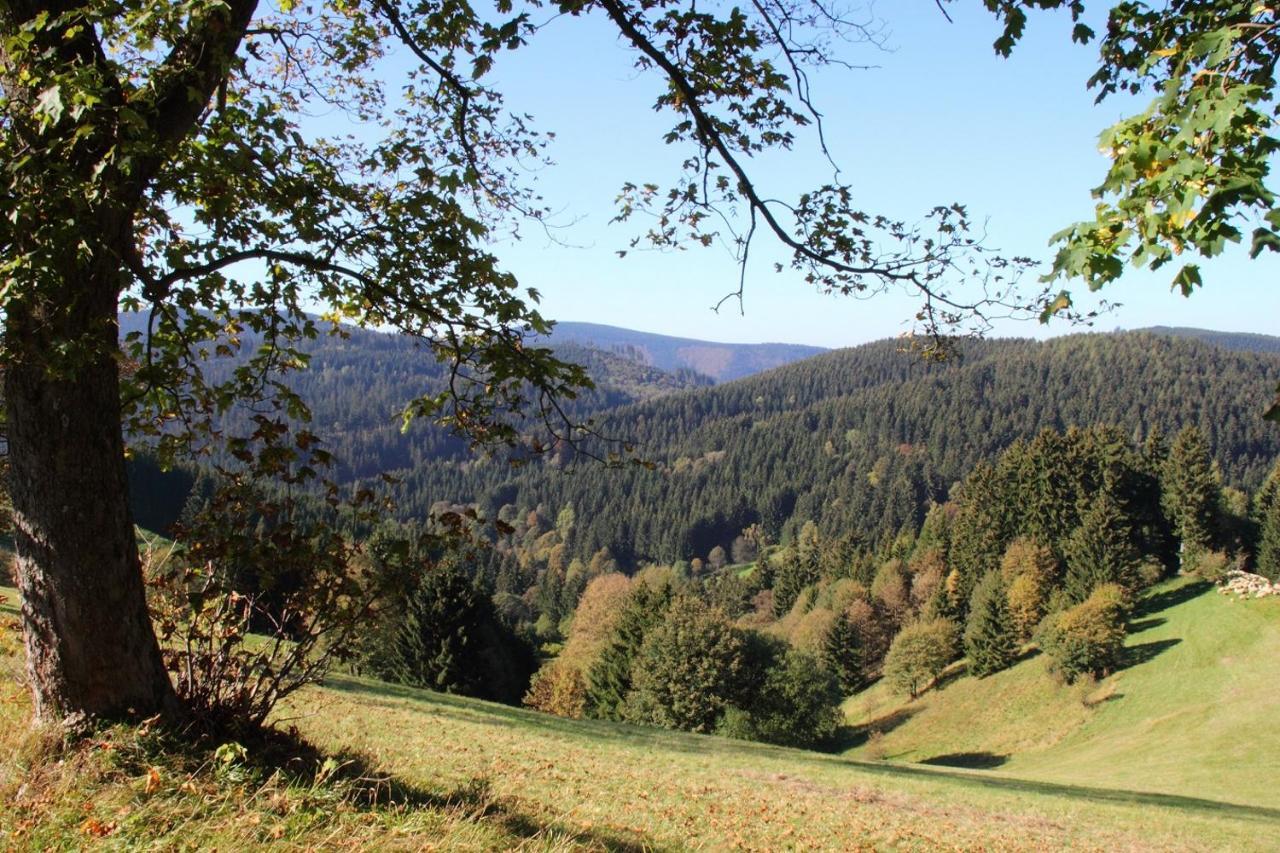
xmin=963 ymin=571 xmax=1019 ymax=678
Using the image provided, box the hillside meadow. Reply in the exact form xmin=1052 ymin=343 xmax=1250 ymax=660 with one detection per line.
xmin=844 ymin=578 xmax=1280 ymax=807
xmin=3 ymin=581 xmax=1279 ymax=850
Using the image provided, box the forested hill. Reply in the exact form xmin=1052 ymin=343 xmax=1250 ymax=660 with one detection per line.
xmin=545 ymin=321 xmax=827 ymax=382
xmin=122 ymin=317 xmax=710 ymax=487
xmin=384 ymin=332 xmax=1280 ymax=566
xmin=1140 ymin=326 xmax=1280 ymax=355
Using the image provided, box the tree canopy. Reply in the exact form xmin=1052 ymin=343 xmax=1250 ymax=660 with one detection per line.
xmin=2 ymin=0 xmax=1073 ymax=728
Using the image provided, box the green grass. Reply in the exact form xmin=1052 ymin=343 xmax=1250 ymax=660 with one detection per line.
xmin=284 ymin=673 xmax=1280 ymax=850
xmin=3 ymin=578 xmax=1279 ymax=849
xmin=844 ymin=578 xmax=1280 ymax=809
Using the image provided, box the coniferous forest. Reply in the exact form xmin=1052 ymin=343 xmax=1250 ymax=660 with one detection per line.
xmin=120 ymin=325 xmax=1280 ymax=750
xmin=8 ymin=1 xmax=1280 ymax=845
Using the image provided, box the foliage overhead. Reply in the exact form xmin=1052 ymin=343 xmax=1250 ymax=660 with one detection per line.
xmin=971 ymin=0 xmax=1280 ymax=418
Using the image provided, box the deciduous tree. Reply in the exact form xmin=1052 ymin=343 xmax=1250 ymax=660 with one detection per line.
xmin=882 ymin=617 xmax=958 ymax=699
xmin=0 ymin=0 xmax=1065 ymax=728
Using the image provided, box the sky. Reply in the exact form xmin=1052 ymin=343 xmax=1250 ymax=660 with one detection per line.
xmin=430 ymin=2 xmax=1280 ymax=348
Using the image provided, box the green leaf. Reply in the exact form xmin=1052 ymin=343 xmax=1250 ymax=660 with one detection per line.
xmin=34 ymin=84 xmax=63 ymax=126
xmin=1171 ymin=264 xmax=1202 ymax=296
xmin=1266 ymin=383 xmax=1280 ymax=424
xmin=1039 ymin=290 xmax=1073 ymax=323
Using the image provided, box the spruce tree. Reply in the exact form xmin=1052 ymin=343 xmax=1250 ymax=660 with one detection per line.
xmin=821 ymin=611 xmax=864 ymax=694
xmin=1162 ymin=426 xmax=1221 ymax=558
xmin=964 ymin=571 xmax=1019 ymax=678
xmin=387 ymin=562 xmax=485 ymax=695
xmin=1022 ymin=429 xmax=1079 ymax=553
xmin=948 ymin=462 xmax=1014 ymax=617
xmin=585 ymin=580 xmax=673 ymax=719
xmin=383 ymin=560 xmax=535 ymax=704
xmin=1063 ymin=493 xmax=1140 ymax=603
xmin=772 ymin=525 xmax=822 ymax=616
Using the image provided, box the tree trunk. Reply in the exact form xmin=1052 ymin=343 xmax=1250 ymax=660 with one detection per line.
xmin=5 ymin=300 xmax=177 ymax=726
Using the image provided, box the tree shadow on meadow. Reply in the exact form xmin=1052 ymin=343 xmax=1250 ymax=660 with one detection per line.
xmin=1134 ymin=581 xmax=1212 ymax=617
xmin=931 ymin=659 xmax=970 ymax=691
xmin=1126 ymin=617 xmax=1167 ymax=634
xmin=242 ymin=726 xmax=661 ymax=853
xmin=1116 ymin=638 xmax=1182 ymax=671
xmin=834 ymin=705 xmax=921 ymax=751
xmin=919 ymin=752 xmax=1008 ymax=770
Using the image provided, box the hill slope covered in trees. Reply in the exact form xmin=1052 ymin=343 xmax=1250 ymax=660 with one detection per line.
xmin=1140 ymin=327 xmax=1280 ymax=355
xmin=381 ymin=331 xmax=1280 ymax=567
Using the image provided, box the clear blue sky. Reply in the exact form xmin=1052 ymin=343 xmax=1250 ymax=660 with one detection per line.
xmin=466 ymin=2 xmax=1280 ymax=347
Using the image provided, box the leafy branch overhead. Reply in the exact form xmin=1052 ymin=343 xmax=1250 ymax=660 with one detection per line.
xmin=976 ymin=0 xmax=1280 ymax=294
xmin=600 ymin=0 xmax=1064 ymax=343
xmin=964 ymin=0 xmax=1280 ymax=420
xmin=0 ymin=0 xmax=1076 ymax=728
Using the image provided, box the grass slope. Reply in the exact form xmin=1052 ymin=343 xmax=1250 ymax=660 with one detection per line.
xmin=844 ymin=579 xmax=1280 ymax=810
xmin=4 ymin=583 xmax=1279 ymax=849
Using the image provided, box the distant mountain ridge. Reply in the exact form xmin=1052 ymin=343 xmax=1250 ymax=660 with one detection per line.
xmin=1140 ymin=326 xmax=1280 ymax=354
xmin=545 ymin=321 xmax=827 ymax=383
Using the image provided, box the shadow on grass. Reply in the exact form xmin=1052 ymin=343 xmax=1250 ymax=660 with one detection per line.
xmin=932 ymin=660 xmax=969 ymax=691
xmin=1117 ymin=638 xmax=1182 ymax=671
xmin=320 ymin=675 xmax=1280 ymax=825
xmin=855 ymin=757 xmax=1280 ymax=824
xmin=833 ymin=706 xmax=921 ymax=751
xmin=233 ymin=726 xmax=659 ymax=852
xmin=920 ymin=752 xmax=1008 ymax=769
xmin=1126 ymin=617 xmax=1167 ymax=634
xmin=1135 ymin=581 xmax=1212 ymax=617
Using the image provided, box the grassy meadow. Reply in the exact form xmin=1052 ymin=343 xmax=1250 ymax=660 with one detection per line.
xmin=4 ymin=579 xmax=1280 ymax=849
xmin=843 ymin=578 xmax=1280 ymax=808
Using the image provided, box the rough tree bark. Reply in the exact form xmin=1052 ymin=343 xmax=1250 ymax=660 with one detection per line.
xmin=1 ymin=0 xmax=259 ymax=727
xmin=5 ymin=292 xmax=177 ymax=725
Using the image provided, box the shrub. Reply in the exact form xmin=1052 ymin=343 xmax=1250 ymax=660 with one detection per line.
xmin=1136 ymin=559 xmax=1166 ymax=588
xmin=883 ymin=618 xmax=959 ymax=698
xmin=1038 ymin=583 xmax=1128 ymax=682
xmin=624 ymin=596 xmax=749 ymax=733
xmin=150 ymin=466 xmax=386 ymax=736
xmin=718 ymin=648 xmax=843 ymax=749
xmin=964 ymin=572 xmax=1018 ymax=677
xmin=1184 ymin=549 xmax=1232 ymax=583
xmin=523 ymin=662 xmax=588 ymax=719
